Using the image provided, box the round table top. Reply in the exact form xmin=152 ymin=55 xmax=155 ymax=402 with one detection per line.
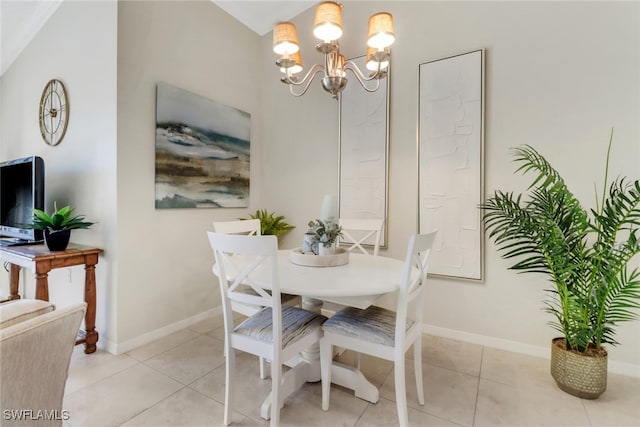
xmin=275 ymin=250 xmax=405 ymax=299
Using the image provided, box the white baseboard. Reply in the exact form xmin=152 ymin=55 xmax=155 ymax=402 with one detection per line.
xmin=96 ymin=309 xmax=639 ymax=378
xmin=423 ymin=323 xmax=640 ymax=378
xmin=106 ymin=307 xmax=223 ymax=355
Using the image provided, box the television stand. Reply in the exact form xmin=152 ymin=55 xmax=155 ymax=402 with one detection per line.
xmin=0 ymin=243 xmax=103 ymax=354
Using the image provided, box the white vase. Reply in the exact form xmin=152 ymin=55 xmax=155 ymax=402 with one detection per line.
xmin=318 ymin=243 xmax=335 ymax=256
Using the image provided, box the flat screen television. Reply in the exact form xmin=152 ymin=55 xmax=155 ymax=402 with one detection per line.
xmin=0 ymin=156 xmax=45 ymax=245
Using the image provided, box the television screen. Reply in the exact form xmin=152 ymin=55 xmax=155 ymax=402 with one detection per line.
xmin=0 ymin=156 xmax=45 ymax=244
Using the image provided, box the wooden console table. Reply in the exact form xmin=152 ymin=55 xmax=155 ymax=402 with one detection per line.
xmin=0 ymin=243 xmax=103 ymax=354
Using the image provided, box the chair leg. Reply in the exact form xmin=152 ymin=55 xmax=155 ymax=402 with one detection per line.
xmin=394 ymin=356 xmax=409 ymax=427
xmin=259 ymin=356 xmax=268 ymax=379
xmin=414 ymin=340 xmax=425 ymax=405
xmin=224 ymin=348 xmax=235 ymax=426
xmin=320 ymin=337 xmax=333 ymax=411
xmin=270 ymin=358 xmax=282 ymax=427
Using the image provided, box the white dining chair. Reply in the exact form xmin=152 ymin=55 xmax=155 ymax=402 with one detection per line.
xmin=208 ymin=232 xmax=326 ymax=427
xmin=213 ymin=219 xmax=264 ymax=319
xmin=212 ymin=218 xmax=302 ymax=310
xmin=319 ymin=231 xmax=436 ymax=427
xmin=338 ymin=218 xmax=384 ymax=256
xmin=212 ymin=218 xmax=261 ymax=237
xmin=325 ymin=218 xmax=385 ymax=318
xmin=212 ymin=219 xmax=301 ymax=379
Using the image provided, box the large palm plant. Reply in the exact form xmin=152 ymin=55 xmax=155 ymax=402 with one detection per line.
xmin=481 ymin=135 xmax=640 ymax=353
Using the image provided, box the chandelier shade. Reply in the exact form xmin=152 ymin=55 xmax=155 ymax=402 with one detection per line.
xmin=274 ymin=1 xmax=395 ymax=99
xmin=273 ymin=22 xmax=300 ymax=56
xmin=313 ymin=1 xmax=343 ymax=41
xmin=367 ymin=12 xmax=395 ymax=49
xmin=279 ymin=51 xmax=303 ymax=74
xmin=366 ymin=47 xmax=390 ymax=71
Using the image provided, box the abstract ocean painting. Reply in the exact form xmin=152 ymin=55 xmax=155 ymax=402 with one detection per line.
xmin=155 ymin=82 xmax=250 ymax=209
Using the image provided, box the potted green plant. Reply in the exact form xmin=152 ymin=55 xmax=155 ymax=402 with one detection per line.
xmin=306 ymin=219 xmax=343 ymax=255
xmin=242 ymin=209 xmax=295 ymax=237
xmin=32 ymin=203 xmax=94 ymax=251
xmin=480 ymin=133 xmax=640 ymax=399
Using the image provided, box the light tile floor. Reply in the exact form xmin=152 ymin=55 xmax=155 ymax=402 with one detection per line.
xmin=63 ymin=312 xmax=640 ymax=426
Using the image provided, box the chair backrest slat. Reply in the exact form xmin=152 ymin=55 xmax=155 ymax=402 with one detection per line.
xmin=213 ymin=219 xmax=261 ymax=236
xmin=338 ymin=218 xmax=384 ymax=256
xmin=224 ymin=253 xmax=274 ymax=305
xmin=395 ymin=231 xmax=437 ymax=347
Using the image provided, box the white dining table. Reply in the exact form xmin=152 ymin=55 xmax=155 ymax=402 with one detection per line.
xmin=276 ymin=249 xmax=404 ymax=306
xmin=216 ymin=249 xmax=407 ymax=420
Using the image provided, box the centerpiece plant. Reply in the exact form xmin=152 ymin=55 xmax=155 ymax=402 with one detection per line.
xmin=306 ymin=219 xmax=343 ymax=255
xmin=480 ymin=132 xmax=640 ymax=398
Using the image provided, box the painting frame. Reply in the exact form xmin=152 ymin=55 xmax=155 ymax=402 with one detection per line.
xmin=418 ymin=49 xmax=485 ymax=280
xmin=154 ymin=82 xmax=251 ymax=209
xmin=338 ymin=55 xmax=390 ymax=248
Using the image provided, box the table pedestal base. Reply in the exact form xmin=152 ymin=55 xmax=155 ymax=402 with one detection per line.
xmin=331 ymin=362 xmax=379 ymax=403
xmin=258 ymin=297 xmax=379 ymax=420
xmin=258 ymin=358 xmax=379 ymax=420
xmin=260 ymin=360 xmax=310 ymax=420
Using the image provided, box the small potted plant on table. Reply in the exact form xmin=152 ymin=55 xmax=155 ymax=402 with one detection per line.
xmin=306 ymin=219 xmax=343 ymax=255
xmin=32 ymin=203 xmax=94 ymax=251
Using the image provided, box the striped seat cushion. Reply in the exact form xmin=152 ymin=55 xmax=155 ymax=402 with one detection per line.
xmin=234 ymin=305 xmax=327 ymax=347
xmin=322 ymin=305 xmax=413 ymax=347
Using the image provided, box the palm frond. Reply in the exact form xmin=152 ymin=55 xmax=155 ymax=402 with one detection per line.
xmin=481 ymin=141 xmax=640 ymax=352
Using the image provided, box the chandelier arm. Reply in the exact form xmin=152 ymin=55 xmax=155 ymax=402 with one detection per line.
xmin=344 ymin=60 xmax=386 ymax=82
xmin=344 ymin=62 xmax=382 ymax=93
xmin=280 ymin=64 xmax=325 ymax=97
xmin=282 ymin=64 xmax=325 ymax=87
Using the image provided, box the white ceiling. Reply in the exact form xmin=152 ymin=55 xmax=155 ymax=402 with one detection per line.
xmin=213 ymin=1 xmax=314 ymax=36
xmin=0 ymin=0 xmax=64 ymax=75
xmin=0 ymin=0 xmax=314 ymax=76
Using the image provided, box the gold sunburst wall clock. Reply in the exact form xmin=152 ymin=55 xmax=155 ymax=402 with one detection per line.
xmin=39 ymin=79 xmax=69 ymax=146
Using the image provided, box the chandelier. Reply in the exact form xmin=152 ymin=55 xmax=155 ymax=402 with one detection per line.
xmin=272 ymin=1 xmax=395 ymax=99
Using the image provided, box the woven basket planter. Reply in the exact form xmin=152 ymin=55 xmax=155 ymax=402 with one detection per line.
xmin=550 ymin=337 xmax=608 ymax=399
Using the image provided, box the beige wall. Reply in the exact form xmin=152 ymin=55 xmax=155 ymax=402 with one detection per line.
xmin=115 ymin=1 xmax=261 ymax=348
xmin=0 ymin=1 xmax=117 ymax=346
xmin=260 ymin=1 xmax=640 ymax=372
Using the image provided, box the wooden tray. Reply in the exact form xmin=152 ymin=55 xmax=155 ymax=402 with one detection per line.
xmin=289 ymin=247 xmax=349 ymax=267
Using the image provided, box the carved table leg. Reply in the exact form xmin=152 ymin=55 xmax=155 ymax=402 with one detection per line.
xmin=8 ymin=263 xmax=21 ymax=301
xmin=35 ymin=261 xmax=51 ymax=301
xmin=83 ymin=260 xmax=98 ymax=354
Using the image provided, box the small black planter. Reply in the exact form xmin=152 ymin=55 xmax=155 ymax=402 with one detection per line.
xmin=44 ymin=229 xmax=71 ymax=251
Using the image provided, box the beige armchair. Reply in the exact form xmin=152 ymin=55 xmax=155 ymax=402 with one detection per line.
xmin=0 ymin=299 xmax=86 ymax=427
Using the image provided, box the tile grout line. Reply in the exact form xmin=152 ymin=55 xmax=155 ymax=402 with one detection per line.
xmin=64 ymin=357 xmax=143 ymax=398
xmin=117 ymin=385 xmax=189 ymax=427
xmin=115 ymin=327 xmax=225 ymax=427
xmin=471 ymin=345 xmax=485 ymax=427
xmin=580 ymin=395 xmax=595 ymax=427
xmin=127 ymin=327 xmax=212 ymax=363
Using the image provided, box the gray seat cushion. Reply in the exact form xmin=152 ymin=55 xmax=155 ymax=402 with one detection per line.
xmin=235 ymin=305 xmax=327 ymax=347
xmin=322 ymin=305 xmax=413 ymax=346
